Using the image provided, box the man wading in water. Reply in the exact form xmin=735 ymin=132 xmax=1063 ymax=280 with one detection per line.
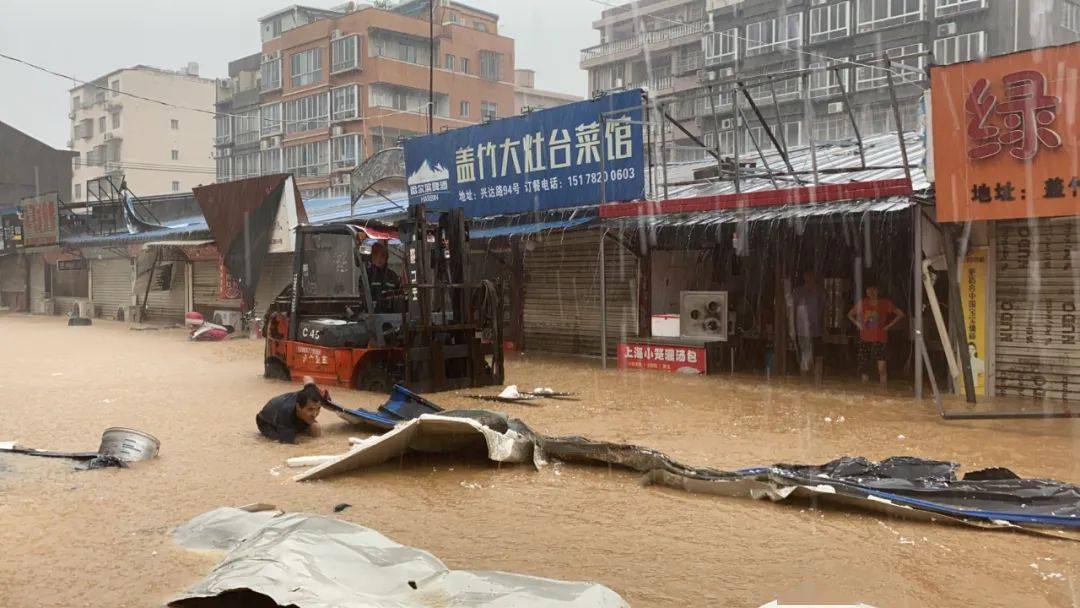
xmin=256 ymin=376 xmax=326 ymax=443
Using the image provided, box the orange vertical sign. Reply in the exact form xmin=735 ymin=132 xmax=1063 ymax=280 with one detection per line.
xmin=931 ymin=42 xmax=1080 ymax=222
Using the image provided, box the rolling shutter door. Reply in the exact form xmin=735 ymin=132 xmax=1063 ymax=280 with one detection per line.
xmin=523 ymin=230 xmax=638 ymax=356
xmin=254 ymin=253 xmax=295 ymax=316
xmin=994 ymin=218 xmax=1080 ymax=401
xmin=91 ymin=258 xmax=133 ymax=319
xmin=143 ymin=261 xmax=189 ymax=321
xmin=192 ymin=259 xmax=241 ymax=315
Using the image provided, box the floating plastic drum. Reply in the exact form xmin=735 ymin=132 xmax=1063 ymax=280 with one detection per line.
xmin=98 ymin=427 xmax=160 ymax=462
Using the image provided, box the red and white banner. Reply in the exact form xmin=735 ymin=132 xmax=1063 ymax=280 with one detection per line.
xmin=618 ymin=342 xmax=707 ymax=375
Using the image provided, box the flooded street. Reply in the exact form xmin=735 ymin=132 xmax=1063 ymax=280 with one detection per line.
xmin=0 ymin=314 xmax=1077 ymax=608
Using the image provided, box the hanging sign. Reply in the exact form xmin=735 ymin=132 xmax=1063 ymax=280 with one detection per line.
xmin=932 ymin=42 xmax=1080 ymax=222
xmin=404 ymin=89 xmax=645 ymax=217
xmin=958 ymin=248 xmax=988 ymax=395
xmin=21 ymin=193 xmax=60 ymax=247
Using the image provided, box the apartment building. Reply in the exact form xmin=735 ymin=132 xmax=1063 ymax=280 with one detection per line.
xmin=69 ymin=65 xmax=215 ymax=202
xmin=214 ymin=1 xmax=516 ymax=200
xmin=582 ymin=0 xmax=1080 ymax=162
xmin=514 ymin=69 xmax=582 ymax=114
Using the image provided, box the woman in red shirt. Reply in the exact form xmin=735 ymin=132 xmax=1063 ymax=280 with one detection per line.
xmin=847 ymin=282 xmax=906 ymax=387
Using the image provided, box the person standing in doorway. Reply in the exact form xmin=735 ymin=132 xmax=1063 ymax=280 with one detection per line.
xmin=365 ymin=241 xmax=401 ymax=313
xmin=793 ymin=270 xmax=825 ymax=384
xmin=848 ymin=281 xmax=905 ymax=387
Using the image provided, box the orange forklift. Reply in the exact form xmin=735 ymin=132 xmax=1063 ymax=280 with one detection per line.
xmin=263 ymin=206 xmax=504 ymax=393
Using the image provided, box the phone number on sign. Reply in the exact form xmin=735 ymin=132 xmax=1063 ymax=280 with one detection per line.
xmin=567 ymin=168 xmax=637 ymax=187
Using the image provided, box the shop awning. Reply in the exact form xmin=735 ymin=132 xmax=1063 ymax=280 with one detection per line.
xmin=470 ymin=216 xmax=595 ymax=240
xmin=603 ymin=196 xmax=914 ymax=232
xmin=141 ymin=240 xmax=214 ymax=250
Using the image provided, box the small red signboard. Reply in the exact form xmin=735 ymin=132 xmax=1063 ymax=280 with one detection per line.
xmin=218 ymin=257 xmax=242 ymax=300
xmin=21 ymin=193 xmax=60 ymax=247
xmin=617 ymin=341 xmax=707 ymax=375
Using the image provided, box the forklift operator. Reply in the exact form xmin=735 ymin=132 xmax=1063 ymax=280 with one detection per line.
xmin=365 ymin=240 xmax=401 ymax=313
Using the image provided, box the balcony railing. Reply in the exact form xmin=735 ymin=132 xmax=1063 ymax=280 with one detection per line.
xmin=581 ymin=21 xmax=706 ymax=62
xmin=675 ymin=51 xmax=704 ymax=75
xmin=628 ymin=75 xmax=673 ymax=93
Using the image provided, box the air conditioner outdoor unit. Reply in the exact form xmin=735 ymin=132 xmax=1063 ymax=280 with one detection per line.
xmin=680 ymin=291 xmax=728 ymax=341
xmin=827 ymin=101 xmax=845 ymax=114
xmin=720 ymin=118 xmax=733 ymax=129
xmin=331 ymin=28 xmax=343 ymax=39
xmin=264 ymin=51 xmax=280 ymax=61
xmin=937 ymin=22 xmax=957 ymax=36
xmin=615 ymin=77 xmax=625 ymax=88
xmin=718 ymin=66 xmax=735 ymax=78
xmin=103 ymin=133 xmax=113 ymax=141
xmin=332 ymin=125 xmax=344 ymax=137
xmin=260 ymin=139 xmax=272 ymax=150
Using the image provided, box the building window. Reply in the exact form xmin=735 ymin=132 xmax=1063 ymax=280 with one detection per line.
xmin=855 ymin=44 xmax=925 ymax=91
xmin=473 ymin=20 xmax=488 ymax=32
xmin=935 ymin=0 xmax=986 ymax=17
xmin=331 ymin=134 xmax=359 ymax=170
xmin=704 ymin=28 xmax=738 ymax=63
xmin=215 ymin=115 xmax=231 ymax=144
xmin=809 ymin=2 xmax=851 ymax=43
xmin=171 ymin=119 xmax=179 ymax=129
xmin=72 ymin=96 xmax=81 ymax=110
xmin=331 ymin=85 xmax=359 ymax=121
xmin=331 ymin=34 xmax=360 ymax=73
xmin=300 ymin=187 xmax=329 ymax=201
xmin=284 ymin=140 xmax=329 ymax=178
xmin=233 ymin=152 xmax=260 ymax=179
xmin=110 ymin=112 xmax=120 ymax=129
xmin=809 ymin=59 xmax=849 ymax=97
xmin=480 ymin=101 xmax=497 ymax=122
xmin=98 ymin=116 xmax=106 ymax=132
xmin=110 ymin=80 xmax=120 ymax=96
xmin=813 ymin=114 xmax=851 ymax=142
xmin=171 ymin=149 xmax=180 ymax=160
xmin=261 ymin=57 xmax=282 ymax=91
xmin=74 ymin=184 xmax=82 ymax=200
xmin=856 ymin=0 xmax=923 ymax=32
xmin=745 ymin=13 xmax=803 ymax=57
xmin=460 ymin=57 xmax=470 ymax=74
xmin=261 ymin=103 xmax=283 ymax=135
xmin=284 ymin=93 xmax=329 ymax=134
xmin=260 ymin=148 xmax=283 ymax=175
xmin=369 ymin=85 xmax=447 ymax=116
xmin=216 ymin=157 xmax=232 ymax=182
xmin=934 ymin=31 xmax=986 ymax=64
xmin=291 ymin=48 xmax=323 ymax=87
xmin=172 ymin=181 xmax=180 ymax=192
xmin=445 ymin=54 xmax=455 ymax=70
xmin=748 ymin=62 xmax=802 ymax=100
xmin=479 ymin=51 xmax=502 ymax=80
xmin=1065 ymin=1 xmax=1080 ymax=33
xmin=460 ymin=100 xmax=470 ymax=118
xmin=234 ymin=110 xmax=260 ymax=145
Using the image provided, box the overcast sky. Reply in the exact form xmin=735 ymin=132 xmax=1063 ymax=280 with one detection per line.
xmin=0 ymin=0 xmax=606 ymax=149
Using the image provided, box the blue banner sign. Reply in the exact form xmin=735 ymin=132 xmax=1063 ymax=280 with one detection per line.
xmin=404 ymin=89 xmax=645 ymax=217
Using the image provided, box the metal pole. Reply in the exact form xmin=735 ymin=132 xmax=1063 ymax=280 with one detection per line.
xmin=732 ymin=85 xmax=741 ymax=193
xmin=739 ymin=108 xmax=779 ymax=190
xmin=599 ymin=115 xmax=608 ymax=207
xmin=644 ymin=95 xmax=655 ymax=200
xmin=428 ymin=0 xmax=435 ymax=135
xmin=913 ymin=203 xmax=923 ymax=398
xmin=742 ymin=82 xmax=801 ymax=184
xmin=803 ymin=72 xmax=819 ymax=186
xmin=834 ymin=66 xmax=866 ymax=168
xmin=766 ymin=77 xmax=789 ymax=154
xmin=706 ymin=86 xmax=725 ymax=182
xmin=659 ymin=102 xmax=669 ymax=200
xmin=600 ymin=230 xmax=608 ymax=369
xmin=883 ymin=55 xmax=913 ymax=185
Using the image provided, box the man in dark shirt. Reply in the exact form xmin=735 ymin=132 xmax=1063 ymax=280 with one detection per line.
xmin=365 ymin=241 xmax=400 ymax=314
xmin=256 ymin=377 xmax=326 ymax=443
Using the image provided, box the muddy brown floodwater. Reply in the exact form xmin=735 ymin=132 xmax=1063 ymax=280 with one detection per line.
xmin=0 ymin=314 xmax=1077 ymax=608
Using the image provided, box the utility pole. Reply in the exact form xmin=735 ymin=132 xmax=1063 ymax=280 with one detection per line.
xmin=428 ymin=0 xmax=435 ymax=135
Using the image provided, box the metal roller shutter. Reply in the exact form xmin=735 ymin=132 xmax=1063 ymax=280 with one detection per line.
xmin=91 ymin=258 xmax=133 ymax=319
xmin=254 ymin=253 xmax=295 ymax=317
xmin=994 ymin=217 xmax=1080 ymax=401
xmin=143 ymin=261 xmax=189 ymax=321
xmin=523 ymin=230 xmax=638 ymax=356
xmin=192 ymin=259 xmax=241 ymax=315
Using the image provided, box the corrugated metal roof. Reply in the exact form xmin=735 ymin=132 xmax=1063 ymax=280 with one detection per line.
xmin=470 ymin=215 xmax=595 ymax=239
xmin=660 ymin=131 xmax=928 ymax=198
xmin=604 ymin=196 xmax=914 ymax=233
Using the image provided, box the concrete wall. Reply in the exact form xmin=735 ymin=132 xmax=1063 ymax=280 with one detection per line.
xmin=0 ymin=121 xmax=75 ymax=209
